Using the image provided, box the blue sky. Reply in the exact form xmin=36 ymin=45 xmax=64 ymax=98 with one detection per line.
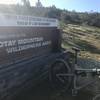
xmin=0 ymin=0 xmax=100 ymax=12
xmin=41 ymin=0 xmax=100 ymax=12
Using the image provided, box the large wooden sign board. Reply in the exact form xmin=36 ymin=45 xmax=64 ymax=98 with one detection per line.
xmin=0 ymin=14 xmax=60 ymax=66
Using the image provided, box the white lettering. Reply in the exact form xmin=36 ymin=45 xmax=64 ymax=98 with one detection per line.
xmin=0 ymin=14 xmax=58 ymax=27
xmin=0 ymin=37 xmax=51 ymax=53
xmin=0 ymin=42 xmax=3 ymax=48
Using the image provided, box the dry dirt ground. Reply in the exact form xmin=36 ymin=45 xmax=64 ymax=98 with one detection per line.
xmin=14 ymin=78 xmax=95 ymax=100
xmin=13 ymin=57 xmax=100 ymax=100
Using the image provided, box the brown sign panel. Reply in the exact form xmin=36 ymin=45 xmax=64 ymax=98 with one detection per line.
xmin=0 ymin=27 xmax=60 ymax=66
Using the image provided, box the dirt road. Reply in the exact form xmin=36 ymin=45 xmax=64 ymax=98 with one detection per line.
xmin=14 ymin=78 xmax=94 ymax=100
xmin=13 ymin=58 xmax=100 ymax=100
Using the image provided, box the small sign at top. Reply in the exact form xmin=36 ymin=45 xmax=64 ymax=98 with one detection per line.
xmin=0 ymin=14 xmax=59 ymax=27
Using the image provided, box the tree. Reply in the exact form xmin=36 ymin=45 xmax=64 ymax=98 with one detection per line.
xmin=45 ymin=6 xmax=61 ymax=19
xmin=21 ymin=0 xmax=30 ymax=7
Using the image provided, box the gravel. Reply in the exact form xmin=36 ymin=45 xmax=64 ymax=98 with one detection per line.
xmin=78 ymin=58 xmax=100 ymax=69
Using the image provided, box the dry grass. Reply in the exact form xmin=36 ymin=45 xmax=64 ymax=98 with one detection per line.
xmin=62 ymin=24 xmax=100 ymax=61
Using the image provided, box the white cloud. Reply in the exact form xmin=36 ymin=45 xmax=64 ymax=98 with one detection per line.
xmin=29 ymin=0 xmax=37 ymax=6
xmin=0 ymin=0 xmax=17 ymax=4
xmin=0 ymin=0 xmax=37 ymax=5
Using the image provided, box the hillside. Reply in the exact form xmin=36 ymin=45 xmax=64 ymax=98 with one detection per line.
xmin=62 ymin=24 xmax=100 ymax=62
xmin=0 ymin=4 xmax=100 ymax=27
xmin=0 ymin=4 xmax=50 ymax=17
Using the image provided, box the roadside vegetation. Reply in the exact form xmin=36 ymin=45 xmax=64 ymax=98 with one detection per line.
xmin=61 ymin=24 xmax=100 ymax=62
xmin=62 ymin=24 xmax=100 ymax=61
